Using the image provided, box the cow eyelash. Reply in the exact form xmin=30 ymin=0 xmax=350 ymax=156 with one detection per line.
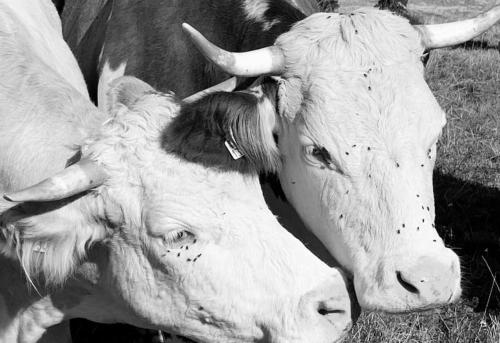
xmin=162 ymin=229 xmax=194 ymax=246
xmin=305 ymin=145 xmax=343 ymax=173
xmin=311 ymin=146 xmax=331 ymax=163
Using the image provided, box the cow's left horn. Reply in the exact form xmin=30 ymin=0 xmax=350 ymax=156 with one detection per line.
xmin=415 ymin=5 xmax=500 ymax=49
xmin=182 ymin=23 xmax=285 ymax=76
xmin=4 ymin=159 xmax=107 ymax=202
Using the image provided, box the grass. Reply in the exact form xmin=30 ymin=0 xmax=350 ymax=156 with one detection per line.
xmin=71 ymin=1 xmax=500 ymax=342
xmin=348 ymin=304 xmax=500 ymax=342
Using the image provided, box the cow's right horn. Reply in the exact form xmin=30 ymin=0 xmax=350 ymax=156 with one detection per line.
xmin=182 ymin=23 xmax=285 ymax=76
xmin=4 ymin=159 xmax=107 ymax=202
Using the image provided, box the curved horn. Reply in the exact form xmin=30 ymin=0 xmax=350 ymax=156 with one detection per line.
xmin=4 ymin=159 xmax=107 ymax=202
xmin=183 ymin=77 xmax=241 ymax=104
xmin=415 ymin=5 xmax=500 ymax=49
xmin=182 ymin=23 xmax=285 ymax=76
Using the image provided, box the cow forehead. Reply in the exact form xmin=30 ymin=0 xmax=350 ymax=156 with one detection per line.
xmin=142 ymin=165 xmax=271 ymax=233
xmin=298 ymin=64 xmax=445 ymax=152
xmin=274 ymin=9 xmax=445 ymax=153
xmin=276 ymin=9 xmax=423 ymax=76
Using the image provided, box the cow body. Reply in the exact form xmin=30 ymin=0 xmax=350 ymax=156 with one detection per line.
xmin=62 ymin=0 xmax=306 ymax=103
xmin=0 ymin=2 xmax=353 ymax=342
xmin=62 ymin=0 xmax=467 ymax=312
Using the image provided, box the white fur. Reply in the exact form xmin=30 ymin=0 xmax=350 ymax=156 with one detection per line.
xmin=0 ymin=0 xmax=89 ymax=98
xmin=0 ymin=295 xmax=65 ymax=343
xmin=0 ymin=86 xmax=351 ymax=342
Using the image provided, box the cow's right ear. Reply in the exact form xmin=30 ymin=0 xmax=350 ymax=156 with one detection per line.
xmin=106 ymin=76 xmax=155 ymax=113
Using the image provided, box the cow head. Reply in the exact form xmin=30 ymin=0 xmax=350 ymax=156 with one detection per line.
xmin=0 ymin=77 xmax=353 ymax=342
xmin=182 ymin=6 xmax=500 ymax=312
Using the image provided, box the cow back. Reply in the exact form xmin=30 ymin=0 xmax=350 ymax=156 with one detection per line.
xmin=62 ymin=0 xmax=308 ymax=101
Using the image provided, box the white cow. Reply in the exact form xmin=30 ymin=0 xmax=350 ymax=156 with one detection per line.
xmin=62 ymin=0 xmax=500 ymax=312
xmin=181 ymin=5 xmax=500 ymax=311
xmin=0 ymin=1 xmax=353 ymax=342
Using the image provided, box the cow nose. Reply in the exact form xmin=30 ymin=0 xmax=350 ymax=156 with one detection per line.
xmin=298 ymin=275 xmax=353 ymax=341
xmin=396 ymin=254 xmax=461 ymax=306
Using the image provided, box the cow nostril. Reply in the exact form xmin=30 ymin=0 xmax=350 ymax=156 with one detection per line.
xmin=317 ymin=302 xmax=346 ymax=316
xmin=396 ymin=271 xmax=420 ymax=295
xmin=318 ymin=307 xmax=345 ymax=315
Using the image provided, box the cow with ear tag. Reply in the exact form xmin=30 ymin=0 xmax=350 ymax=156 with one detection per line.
xmin=64 ymin=0 xmax=500 ymax=312
xmin=179 ymin=6 xmax=500 ymax=312
xmin=0 ymin=72 xmax=354 ymax=342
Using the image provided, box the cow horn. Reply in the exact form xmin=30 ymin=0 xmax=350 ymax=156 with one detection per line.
xmin=415 ymin=5 xmax=500 ymax=49
xmin=183 ymin=77 xmax=241 ymax=103
xmin=4 ymin=159 xmax=107 ymax=202
xmin=182 ymin=23 xmax=285 ymax=76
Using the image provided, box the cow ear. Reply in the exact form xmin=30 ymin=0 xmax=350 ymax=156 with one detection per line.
xmin=163 ymin=87 xmax=280 ymax=173
xmin=106 ymin=76 xmax=155 ymax=113
xmin=0 ymin=200 xmax=106 ymax=287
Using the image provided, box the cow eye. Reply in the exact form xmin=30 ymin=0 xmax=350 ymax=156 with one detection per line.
xmin=421 ymin=52 xmax=430 ymax=66
xmin=304 ymin=145 xmax=339 ymax=172
xmin=162 ymin=229 xmax=194 ymax=247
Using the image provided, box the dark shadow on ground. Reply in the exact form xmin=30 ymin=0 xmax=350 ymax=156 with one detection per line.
xmin=434 ymin=171 xmax=500 ymax=311
xmin=71 ymin=321 xmax=158 ymax=343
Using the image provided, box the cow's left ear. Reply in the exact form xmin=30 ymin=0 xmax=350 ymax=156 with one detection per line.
xmin=163 ymin=84 xmax=280 ymax=173
xmin=106 ymin=76 xmax=155 ymax=114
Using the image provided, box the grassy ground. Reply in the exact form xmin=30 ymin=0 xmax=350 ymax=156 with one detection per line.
xmin=71 ymin=1 xmax=500 ymax=342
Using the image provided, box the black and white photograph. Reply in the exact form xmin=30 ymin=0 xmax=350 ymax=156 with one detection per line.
xmin=0 ymin=0 xmax=499 ymax=342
